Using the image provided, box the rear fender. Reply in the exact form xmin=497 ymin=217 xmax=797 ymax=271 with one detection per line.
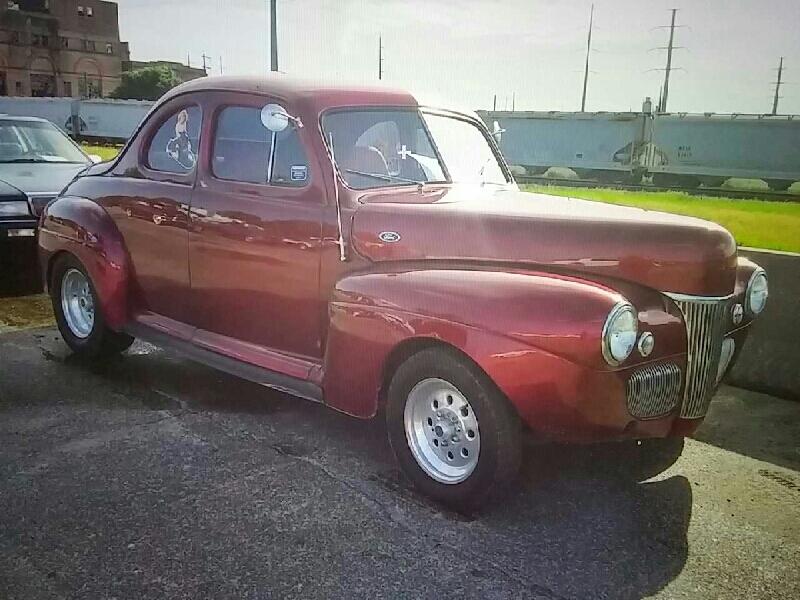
xmin=39 ymin=196 xmax=131 ymax=330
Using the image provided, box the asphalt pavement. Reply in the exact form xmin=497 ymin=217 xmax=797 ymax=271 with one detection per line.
xmin=1 ymin=327 xmax=799 ymax=600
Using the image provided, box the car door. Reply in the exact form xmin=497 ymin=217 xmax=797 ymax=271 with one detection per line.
xmin=188 ymin=92 xmax=325 ymax=361
xmin=101 ymin=98 xmax=201 ymax=327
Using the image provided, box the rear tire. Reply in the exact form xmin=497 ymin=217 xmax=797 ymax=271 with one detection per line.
xmin=386 ymin=347 xmax=522 ymax=512
xmin=50 ymin=254 xmax=133 ymax=359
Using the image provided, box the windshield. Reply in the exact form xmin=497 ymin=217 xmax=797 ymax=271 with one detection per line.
xmin=0 ymin=120 xmax=89 ymax=164
xmin=322 ymin=108 xmax=508 ymax=189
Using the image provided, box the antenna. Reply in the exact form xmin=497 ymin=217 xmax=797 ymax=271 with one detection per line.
xmin=269 ymin=0 xmax=278 ymax=71
xmin=581 ymin=3 xmax=594 ymax=112
xmin=771 ymin=57 xmax=784 ymax=115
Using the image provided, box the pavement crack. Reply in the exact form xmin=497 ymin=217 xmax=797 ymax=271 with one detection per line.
xmin=267 ymin=443 xmax=567 ymax=599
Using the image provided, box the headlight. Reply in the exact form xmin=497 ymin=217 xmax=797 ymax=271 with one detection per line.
xmin=0 ymin=201 xmax=31 ymax=217
xmin=602 ymin=302 xmax=638 ymax=366
xmin=745 ymin=268 xmax=768 ymax=316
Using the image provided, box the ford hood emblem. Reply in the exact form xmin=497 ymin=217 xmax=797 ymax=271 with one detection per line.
xmin=379 ymin=231 xmax=401 ymax=243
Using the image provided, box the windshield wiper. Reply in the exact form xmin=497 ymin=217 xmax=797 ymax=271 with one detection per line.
xmin=344 ymin=168 xmax=423 ymax=186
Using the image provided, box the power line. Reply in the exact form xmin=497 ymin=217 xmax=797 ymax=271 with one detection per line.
xmin=580 ymin=4 xmax=594 ymax=112
xmin=771 ymin=56 xmax=784 ymax=115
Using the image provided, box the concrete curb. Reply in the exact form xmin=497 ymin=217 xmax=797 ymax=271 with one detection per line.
xmin=728 ymin=248 xmax=800 ymax=401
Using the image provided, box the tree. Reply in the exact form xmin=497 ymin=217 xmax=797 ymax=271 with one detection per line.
xmin=110 ymin=66 xmax=181 ymax=101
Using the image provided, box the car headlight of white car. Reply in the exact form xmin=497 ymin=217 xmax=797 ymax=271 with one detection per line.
xmin=0 ymin=201 xmax=31 ymax=217
xmin=602 ymin=302 xmax=638 ymax=366
xmin=745 ymin=268 xmax=768 ymax=316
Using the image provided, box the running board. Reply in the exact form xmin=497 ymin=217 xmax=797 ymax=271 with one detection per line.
xmin=126 ymin=323 xmax=324 ymax=404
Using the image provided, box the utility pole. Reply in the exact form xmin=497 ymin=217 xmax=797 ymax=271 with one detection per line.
xmin=580 ymin=3 xmax=594 ymax=112
xmin=493 ymin=94 xmax=497 ymax=111
xmin=201 ymin=53 xmax=212 ymax=74
xmin=269 ymin=0 xmax=278 ymax=72
xmin=219 ymin=56 xmax=224 ymax=76
xmin=378 ymin=35 xmax=384 ymax=80
xmin=661 ymin=8 xmax=678 ymax=112
xmin=771 ymin=56 xmax=784 ymax=115
xmin=512 ymin=92 xmax=516 ymax=111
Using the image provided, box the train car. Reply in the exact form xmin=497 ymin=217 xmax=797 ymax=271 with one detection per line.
xmin=0 ymin=97 xmax=153 ymax=142
xmin=645 ymin=114 xmax=800 ymax=190
xmin=478 ymin=109 xmax=646 ymax=182
xmin=481 ymin=106 xmax=800 ymax=191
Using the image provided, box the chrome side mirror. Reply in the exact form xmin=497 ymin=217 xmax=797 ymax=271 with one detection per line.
xmin=260 ymin=103 xmax=303 ymax=132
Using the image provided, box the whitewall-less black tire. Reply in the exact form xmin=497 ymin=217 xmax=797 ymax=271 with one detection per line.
xmin=50 ymin=254 xmax=133 ymax=358
xmin=386 ymin=347 xmax=522 ymax=512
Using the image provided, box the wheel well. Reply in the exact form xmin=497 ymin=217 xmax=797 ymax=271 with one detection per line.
xmin=379 ymin=337 xmax=508 ymax=412
xmin=45 ymin=250 xmax=71 ymax=291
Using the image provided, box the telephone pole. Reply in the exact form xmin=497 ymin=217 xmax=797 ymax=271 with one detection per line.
xmin=378 ymin=35 xmax=384 ymax=80
xmin=269 ymin=0 xmax=278 ymax=72
xmin=201 ymin=53 xmax=212 ymax=74
xmin=771 ymin=56 xmax=784 ymax=115
xmin=580 ymin=4 xmax=594 ymax=112
xmin=661 ymin=8 xmax=678 ymax=112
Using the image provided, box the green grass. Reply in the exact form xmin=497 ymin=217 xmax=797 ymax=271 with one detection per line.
xmin=522 ymin=184 xmax=800 ymax=253
xmin=80 ymin=144 xmax=122 ymax=161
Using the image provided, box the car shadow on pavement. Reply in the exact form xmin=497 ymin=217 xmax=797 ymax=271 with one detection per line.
xmin=18 ymin=337 xmax=693 ymax=600
xmin=0 ymin=239 xmax=42 ymax=298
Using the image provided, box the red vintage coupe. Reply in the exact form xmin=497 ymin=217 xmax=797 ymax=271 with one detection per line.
xmin=38 ymin=76 xmax=767 ymax=510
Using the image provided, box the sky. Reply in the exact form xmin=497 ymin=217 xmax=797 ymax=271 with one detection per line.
xmin=115 ymin=0 xmax=800 ymax=114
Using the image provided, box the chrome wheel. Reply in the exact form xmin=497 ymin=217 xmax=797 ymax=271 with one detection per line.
xmin=403 ymin=378 xmax=481 ymax=484
xmin=61 ymin=268 xmax=95 ymax=339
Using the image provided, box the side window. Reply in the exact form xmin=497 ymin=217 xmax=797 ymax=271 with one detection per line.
xmin=212 ymin=105 xmax=310 ymax=187
xmin=146 ymin=105 xmax=201 ymax=174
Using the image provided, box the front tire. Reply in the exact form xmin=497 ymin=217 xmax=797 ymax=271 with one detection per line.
xmin=50 ymin=254 xmax=133 ymax=358
xmin=386 ymin=347 xmax=521 ymax=512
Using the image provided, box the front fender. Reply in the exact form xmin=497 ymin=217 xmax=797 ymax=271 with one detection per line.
xmin=322 ymin=267 xmax=685 ymax=423
xmin=38 ymin=196 xmax=131 ymax=330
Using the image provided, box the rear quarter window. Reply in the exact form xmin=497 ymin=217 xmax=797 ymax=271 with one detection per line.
xmin=147 ymin=105 xmax=201 ymax=173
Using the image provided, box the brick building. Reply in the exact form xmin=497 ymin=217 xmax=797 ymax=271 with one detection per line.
xmin=0 ymin=0 xmax=129 ymax=98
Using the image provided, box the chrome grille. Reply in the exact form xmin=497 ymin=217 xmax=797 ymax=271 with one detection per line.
xmin=667 ymin=294 xmax=730 ymax=418
xmin=627 ymin=363 xmax=682 ymax=419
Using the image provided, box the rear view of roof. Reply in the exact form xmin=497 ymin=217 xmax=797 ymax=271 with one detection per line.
xmin=163 ymin=74 xmax=418 ymax=113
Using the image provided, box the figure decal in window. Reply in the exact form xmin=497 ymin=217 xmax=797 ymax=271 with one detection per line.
xmin=166 ymin=109 xmax=196 ymax=170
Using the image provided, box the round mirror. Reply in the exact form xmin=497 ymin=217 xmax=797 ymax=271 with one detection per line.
xmin=260 ymin=104 xmax=290 ymax=133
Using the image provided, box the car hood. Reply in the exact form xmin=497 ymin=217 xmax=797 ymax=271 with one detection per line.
xmin=0 ymin=162 xmax=88 ymax=194
xmin=0 ymin=162 xmax=89 ymax=214
xmin=350 ymin=186 xmax=738 ymax=296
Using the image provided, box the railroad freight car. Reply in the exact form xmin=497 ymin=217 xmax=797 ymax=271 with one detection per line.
xmin=646 ymin=114 xmax=800 ymax=190
xmin=480 ymin=105 xmax=800 ymax=190
xmin=478 ymin=109 xmax=648 ymax=182
xmin=0 ymin=97 xmax=153 ymax=142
